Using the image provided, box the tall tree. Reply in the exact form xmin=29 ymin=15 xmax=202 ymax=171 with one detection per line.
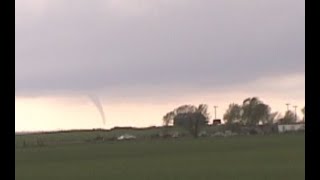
xmin=278 ymin=110 xmax=296 ymax=124
xmin=173 ymin=112 xmax=207 ymax=138
xmin=241 ymin=97 xmax=271 ymax=125
xmin=163 ymin=104 xmax=209 ymax=138
xmin=197 ymin=104 xmax=210 ymax=122
xmin=163 ymin=111 xmax=175 ymax=126
xmin=175 ymin=105 xmax=197 ymax=114
xmin=223 ymin=103 xmax=242 ymax=124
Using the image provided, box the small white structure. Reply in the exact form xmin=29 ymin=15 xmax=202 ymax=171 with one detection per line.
xmin=277 ymin=123 xmax=305 ymax=133
xmin=171 ymin=132 xmax=180 ymax=138
xmin=117 ymin=134 xmax=136 ymax=140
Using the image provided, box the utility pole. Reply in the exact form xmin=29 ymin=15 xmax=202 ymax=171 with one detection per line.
xmin=293 ymin=105 xmax=298 ymax=122
xmin=286 ymin=103 xmax=290 ymax=111
xmin=214 ymin=106 xmax=218 ymax=119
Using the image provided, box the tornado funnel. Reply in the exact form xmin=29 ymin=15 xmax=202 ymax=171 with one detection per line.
xmin=88 ymin=94 xmax=106 ymax=125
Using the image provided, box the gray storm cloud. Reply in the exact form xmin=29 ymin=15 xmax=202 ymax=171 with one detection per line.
xmin=15 ymin=0 xmax=305 ymax=96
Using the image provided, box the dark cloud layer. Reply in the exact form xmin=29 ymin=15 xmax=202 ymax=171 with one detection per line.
xmin=15 ymin=0 xmax=305 ymax=95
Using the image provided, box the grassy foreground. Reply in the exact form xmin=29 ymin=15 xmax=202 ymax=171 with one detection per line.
xmin=15 ymin=133 xmax=304 ymax=180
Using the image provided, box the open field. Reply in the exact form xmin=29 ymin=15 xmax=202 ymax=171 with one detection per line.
xmin=15 ymin=132 xmax=304 ymax=180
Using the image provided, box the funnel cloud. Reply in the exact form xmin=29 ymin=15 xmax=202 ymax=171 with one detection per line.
xmin=88 ymin=94 xmax=106 ymax=125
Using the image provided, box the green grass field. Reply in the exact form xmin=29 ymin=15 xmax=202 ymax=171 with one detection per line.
xmin=15 ymin=133 xmax=304 ymax=180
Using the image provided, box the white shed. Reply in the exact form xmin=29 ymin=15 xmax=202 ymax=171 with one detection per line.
xmin=277 ymin=123 xmax=305 ymax=133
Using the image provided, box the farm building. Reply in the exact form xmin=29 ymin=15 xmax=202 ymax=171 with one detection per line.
xmin=277 ymin=123 xmax=305 ymax=133
xmin=212 ymin=119 xmax=222 ymax=125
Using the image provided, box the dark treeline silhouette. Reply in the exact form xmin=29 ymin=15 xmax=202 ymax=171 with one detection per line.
xmin=163 ymin=97 xmax=304 ymax=138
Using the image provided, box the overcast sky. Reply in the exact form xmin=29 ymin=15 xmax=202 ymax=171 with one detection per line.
xmin=15 ymin=0 xmax=305 ymax=131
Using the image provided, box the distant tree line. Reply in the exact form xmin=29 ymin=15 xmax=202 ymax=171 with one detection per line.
xmin=163 ymin=97 xmax=304 ymax=138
